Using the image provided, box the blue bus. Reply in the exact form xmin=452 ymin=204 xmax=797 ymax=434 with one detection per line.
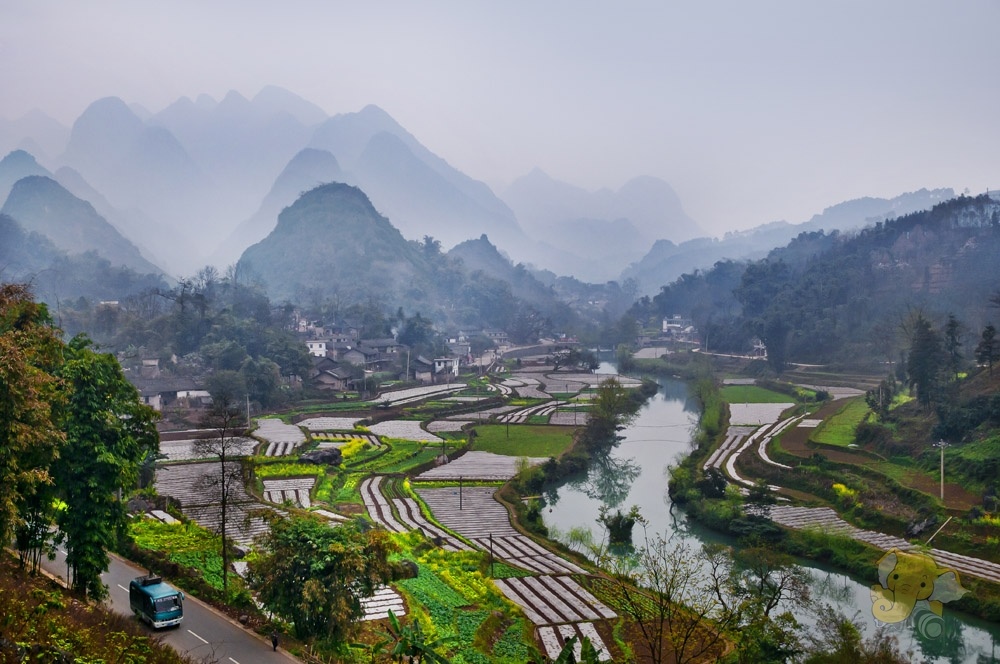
xmin=128 ymin=574 xmax=184 ymax=628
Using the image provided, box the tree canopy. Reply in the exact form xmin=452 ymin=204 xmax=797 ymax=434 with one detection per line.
xmin=247 ymin=515 xmax=397 ymax=642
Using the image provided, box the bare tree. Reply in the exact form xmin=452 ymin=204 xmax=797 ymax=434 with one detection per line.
xmin=594 ymin=531 xmax=810 ymax=664
xmin=195 ymin=371 xmax=250 ymax=597
xmin=600 ymin=536 xmax=738 ymax=664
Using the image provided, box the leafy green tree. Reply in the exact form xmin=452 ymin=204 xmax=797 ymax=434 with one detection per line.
xmin=943 ymin=313 xmax=963 ymax=380
xmin=597 ymin=504 xmax=644 ymax=547
xmin=865 ymin=376 xmax=897 ymax=421
xmin=802 ymin=604 xmax=911 ymax=663
xmin=761 ymin=314 xmax=790 ymax=374
xmin=746 ymin=479 xmax=777 ymax=519
xmin=248 ymin=515 xmax=397 ymax=643
xmin=976 ymin=324 xmax=998 ymax=376
xmin=240 ymin=355 xmax=281 ymax=408
xmin=906 ymin=314 xmax=944 ymax=409
xmin=54 ymin=336 xmax=158 ymax=599
xmin=584 ymin=377 xmax=632 ymax=451
xmin=398 ymin=312 xmax=436 ymax=349
xmin=0 ymin=284 xmax=65 ymax=565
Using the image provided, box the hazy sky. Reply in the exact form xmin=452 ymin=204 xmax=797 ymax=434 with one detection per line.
xmin=3 ymin=1 xmax=999 ymax=235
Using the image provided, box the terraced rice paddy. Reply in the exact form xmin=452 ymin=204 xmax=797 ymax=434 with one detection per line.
xmin=494 ymin=575 xmax=615 ymax=625
xmin=368 ymin=420 xmax=443 ymax=442
xmin=416 ymin=451 xmax=547 ymax=481
xmin=154 ymin=462 xmax=276 ymax=545
xmin=254 ymin=418 xmax=307 ymax=456
xmin=768 ymin=506 xmax=1000 ymax=584
xmin=359 ymin=477 xmax=470 ymax=552
xmin=297 ymin=416 xmax=361 ymax=431
xmin=538 ymin=622 xmax=611 ymax=661
xmin=727 ymin=403 xmax=794 ymax=426
xmin=158 ymin=437 xmax=256 ymax=461
xmin=373 ymin=384 xmax=466 ymax=405
xmin=426 ymin=420 xmax=472 ymax=433
xmin=314 ymin=432 xmax=381 ymax=448
xmin=359 ymin=586 xmax=407 ymax=621
xmin=262 ymin=477 xmax=315 ymax=508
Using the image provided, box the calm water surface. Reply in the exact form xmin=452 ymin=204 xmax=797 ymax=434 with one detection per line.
xmin=542 ymin=366 xmax=1000 ymax=663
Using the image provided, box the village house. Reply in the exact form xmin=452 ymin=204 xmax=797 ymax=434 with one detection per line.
xmin=129 ymin=376 xmax=208 ymax=412
xmin=411 ymin=356 xmax=434 ymax=383
xmin=310 ymin=356 xmax=354 ymax=391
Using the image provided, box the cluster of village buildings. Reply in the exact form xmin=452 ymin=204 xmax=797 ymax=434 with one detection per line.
xmin=123 ymin=314 xmax=698 ymax=415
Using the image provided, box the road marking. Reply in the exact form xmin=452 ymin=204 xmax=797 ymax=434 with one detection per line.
xmin=117 ymin=584 xmax=128 ymax=592
xmin=188 ymin=630 xmax=208 ymax=644
xmin=228 ymin=658 xmax=240 ymax=664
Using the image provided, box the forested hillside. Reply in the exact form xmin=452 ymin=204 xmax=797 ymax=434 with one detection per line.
xmin=632 ymin=194 xmax=1000 ymax=370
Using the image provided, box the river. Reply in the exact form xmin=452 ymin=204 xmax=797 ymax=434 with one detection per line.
xmin=542 ymin=367 xmax=1000 ymax=663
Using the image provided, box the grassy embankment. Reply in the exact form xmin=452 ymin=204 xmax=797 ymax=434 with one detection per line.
xmin=0 ymin=556 xmax=195 ymax=663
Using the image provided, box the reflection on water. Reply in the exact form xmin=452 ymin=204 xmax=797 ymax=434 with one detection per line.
xmin=573 ymin=454 xmax=642 ymax=508
xmin=542 ymin=368 xmax=1000 ymax=663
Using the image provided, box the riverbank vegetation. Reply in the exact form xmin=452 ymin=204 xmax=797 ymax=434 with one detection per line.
xmin=667 ymin=340 xmax=1000 ymax=627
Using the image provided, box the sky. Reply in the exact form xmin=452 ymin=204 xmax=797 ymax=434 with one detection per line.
xmin=3 ymin=0 xmax=1000 ymax=236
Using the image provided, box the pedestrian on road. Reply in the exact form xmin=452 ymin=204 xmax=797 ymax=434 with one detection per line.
xmin=271 ymin=630 xmax=279 ymax=652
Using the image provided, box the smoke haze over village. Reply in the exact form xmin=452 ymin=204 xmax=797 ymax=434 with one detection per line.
xmin=3 ymin=1 xmax=1000 ymax=236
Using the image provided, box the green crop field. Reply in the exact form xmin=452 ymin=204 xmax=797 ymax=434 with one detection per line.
xmin=470 ymin=424 xmax=574 ymax=457
xmin=812 ymin=397 xmax=871 ymax=447
xmin=720 ymin=385 xmax=795 ymax=403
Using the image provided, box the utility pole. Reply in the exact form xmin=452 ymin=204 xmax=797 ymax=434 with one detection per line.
xmin=934 ymin=440 xmax=950 ymax=501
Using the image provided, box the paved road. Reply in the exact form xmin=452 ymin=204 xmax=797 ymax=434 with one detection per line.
xmin=40 ymin=547 xmax=297 ymax=664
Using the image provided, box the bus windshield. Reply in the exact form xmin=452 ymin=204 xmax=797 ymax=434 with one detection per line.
xmin=153 ymin=596 xmax=181 ymax=613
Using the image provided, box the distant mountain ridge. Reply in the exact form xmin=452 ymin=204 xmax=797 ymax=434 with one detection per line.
xmin=2 ymin=90 xmax=533 ymax=276
xmin=502 ymin=169 xmax=699 ymax=282
xmin=0 ymin=88 xmax=961 ymax=300
xmin=622 ymin=188 xmax=955 ymax=297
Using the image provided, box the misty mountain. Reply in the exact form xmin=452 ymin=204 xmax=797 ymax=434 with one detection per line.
xmin=238 ymin=182 xmax=427 ymax=305
xmin=623 ymin=188 xmax=955 ymax=297
xmin=352 ymin=131 xmax=524 ymax=249
xmin=212 ymin=148 xmax=344 ymax=268
xmin=0 ymin=211 xmax=167 ymax=305
xmin=19 ymin=91 xmax=530 ymax=277
xmin=310 ymin=105 xmax=525 ymax=250
xmin=61 ymin=97 xmax=210 ymax=269
xmin=0 ymin=150 xmax=51 ymax=204
xmin=1 ymin=175 xmax=163 ymax=275
xmin=0 ymin=212 xmax=60 ymax=276
xmin=502 ymin=169 xmax=699 ymax=281
xmin=448 ymin=234 xmax=562 ymax=311
xmin=52 ymin=165 xmax=169 ymax=271
xmin=151 ymin=87 xmax=320 ymax=220
xmin=0 ymin=110 xmax=69 ymax=164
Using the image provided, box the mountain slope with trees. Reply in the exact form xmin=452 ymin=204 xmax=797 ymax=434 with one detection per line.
xmin=2 ymin=175 xmax=163 ymax=275
xmin=238 ymin=182 xmax=428 ymax=308
xmin=623 ymin=188 xmax=954 ymax=298
xmin=632 ymin=194 xmax=1000 ymax=370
